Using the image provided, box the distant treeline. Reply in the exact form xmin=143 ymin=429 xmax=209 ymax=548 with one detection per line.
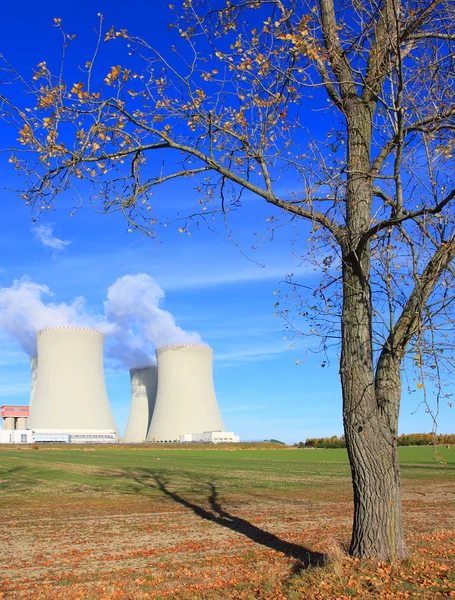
xmin=299 ymin=433 xmax=455 ymax=448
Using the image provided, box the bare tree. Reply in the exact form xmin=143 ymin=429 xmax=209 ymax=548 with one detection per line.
xmin=1 ymin=0 xmax=455 ymax=559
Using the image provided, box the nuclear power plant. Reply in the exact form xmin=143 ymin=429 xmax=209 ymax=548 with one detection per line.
xmin=123 ymin=366 xmax=158 ymax=443
xmin=0 ymin=330 xmax=239 ymax=445
xmin=146 ymin=345 xmax=226 ymax=443
xmin=28 ymin=327 xmax=119 ymax=443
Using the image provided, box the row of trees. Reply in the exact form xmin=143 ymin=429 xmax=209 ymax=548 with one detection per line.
xmin=300 ymin=433 xmax=455 ymax=448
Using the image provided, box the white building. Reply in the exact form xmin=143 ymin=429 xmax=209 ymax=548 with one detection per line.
xmin=179 ymin=431 xmax=240 ymax=444
xmin=0 ymin=430 xmax=33 ymax=444
xmin=0 ymin=429 xmax=117 ymax=444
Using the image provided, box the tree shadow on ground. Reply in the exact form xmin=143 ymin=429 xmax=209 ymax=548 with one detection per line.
xmin=119 ymin=468 xmax=326 ymax=571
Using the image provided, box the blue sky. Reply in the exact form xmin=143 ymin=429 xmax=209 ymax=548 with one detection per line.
xmin=0 ymin=0 xmax=453 ymax=443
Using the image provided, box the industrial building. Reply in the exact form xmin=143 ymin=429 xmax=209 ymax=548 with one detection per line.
xmin=28 ymin=327 xmax=119 ymax=443
xmin=146 ymin=345 xmax=226 ymax=443
xmin=0 ymin=332 xmax=239 ymax=445
xmin=123 ymin=366 xmax=158 ymax=443
xmin=0 ymin=405 xmax=31 ymax=444
xmin=0 ymin=427 xmax=32 ymax=444
xmin=180 ymin=431 xmax=240 ymax=444
xmin=1 ymin=405 xmax=29 ymax=431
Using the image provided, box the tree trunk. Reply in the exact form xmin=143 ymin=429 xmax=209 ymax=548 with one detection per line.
xmin=338 ymin=97 xmax=408 ymax=559
xmin=341 ymin=256 xmax=408 ymax=559
xmin=345 ymin=420 xmax=407 ymax=559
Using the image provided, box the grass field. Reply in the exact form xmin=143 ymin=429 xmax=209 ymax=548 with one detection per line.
xmin=0 ymin=444 xmax=454 ymax=599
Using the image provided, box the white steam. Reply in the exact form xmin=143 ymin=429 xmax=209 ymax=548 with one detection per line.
xmin=0 ymin=279 xmax=109 ymax=356
xmin=105 ymin=274 xmax=202 ymax=354
xmin=0 ymin=274 xmax=203 ymax=368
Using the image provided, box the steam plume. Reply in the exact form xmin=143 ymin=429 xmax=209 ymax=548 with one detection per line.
xmin=105 ymin=274 xmax=203 ymax=365
xmin=0 ymin=279 xmax=108 ymax=355
xmin=0 ymin=274 xmax=203 ymax=369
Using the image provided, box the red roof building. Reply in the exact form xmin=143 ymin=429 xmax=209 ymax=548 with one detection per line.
xmin=1 ymin=405 xmax=30 ymax=418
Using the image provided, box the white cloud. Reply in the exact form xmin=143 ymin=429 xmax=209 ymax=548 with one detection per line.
xmin=33 ymin=224 xmax=71 ymax=252
xmin=159 ymin=264 xmax=312 ymax=291
xmin=214 ymin=343 xmax=293 ymax=364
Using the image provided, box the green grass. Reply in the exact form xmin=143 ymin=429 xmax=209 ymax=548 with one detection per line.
xmin=1 ymin=445 xmax=454 ymax=600
xmin=0 ymin=445 xmax=453 ymax=503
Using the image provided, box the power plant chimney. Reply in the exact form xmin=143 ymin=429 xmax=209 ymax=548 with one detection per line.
xmin=29 ymin=355 xmax=38 ymax=409
xmin=123 ymin=366 xmax=158 ymax=443
xmin=146 ymin=345 xmax=225 ymax=442
xmin=29 ymin=327 xmax=119 ymax=441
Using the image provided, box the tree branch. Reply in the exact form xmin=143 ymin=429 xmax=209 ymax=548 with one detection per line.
xmin=362 ymin=0 xmax=395 ymax=104
xmin=318 ymin=0 xmax=356 ymax=101
xmin=358 ymin=187 xmax=455 ymax=252
xmin=383 ymin=235 xmax=455 ymax=360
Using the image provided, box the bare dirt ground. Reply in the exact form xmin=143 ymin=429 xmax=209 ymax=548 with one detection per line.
xmin=1 ymin=478 xmax=454 ymax=599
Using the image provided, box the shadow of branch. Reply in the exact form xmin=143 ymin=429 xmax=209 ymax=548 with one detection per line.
xmin=122 ymin=468 xmax=325 ymax=571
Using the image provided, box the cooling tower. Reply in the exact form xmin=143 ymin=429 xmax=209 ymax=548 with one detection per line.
xmin=29 ymin=356 xmax=38 ymax=409
xmin=29 ymin=327 xmax=119 ymax=438
xmin=146 ymin=345 xmax=225 ymax=442
xmin=123 ymin=366 xmax=158 ymax=443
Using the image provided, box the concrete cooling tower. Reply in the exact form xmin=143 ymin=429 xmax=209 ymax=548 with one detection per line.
xmin=123 ymin=366 xmax=158 ymax=443
xmin=29 ymin=327 xmax=119 ymax=442
xmin=146 ymin=345 xmax=225 ymax=442
xmin=29 ymin=356 xmax=38 ymax=409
